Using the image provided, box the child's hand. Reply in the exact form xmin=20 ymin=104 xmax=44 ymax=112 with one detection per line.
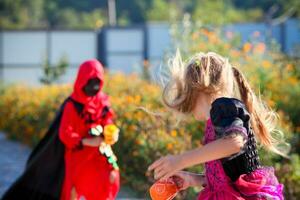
xmin=109 ymin=170 xmax=118 ymax=184
xmin=82 ymin=137 xmax=103 ymax=147
xmin=173 ymin=171 xmax=207 ymax=189
xmin=171 ymin=171 xmax=192 ymax=190
xmin=148 ymin=155 xmax=183 ymax=181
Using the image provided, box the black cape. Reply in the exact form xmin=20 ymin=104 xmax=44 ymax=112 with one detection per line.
xmin=1 ymin=98 xmax=74 ymax=200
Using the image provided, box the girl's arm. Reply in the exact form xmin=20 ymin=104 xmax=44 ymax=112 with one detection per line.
xmin=179 ymin=133 xmax=245 ymax=169
xmin=149 ymin=98 xmax=249 ymax=180
xmin=149 ymin=134 xmax=245 ymax=180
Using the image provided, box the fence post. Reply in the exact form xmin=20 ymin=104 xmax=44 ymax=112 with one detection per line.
xmin=0 ymin=31 xmax=3 ymax=82
xmin=280 ymin=21 xmax=287 ymax=53
xmin=46 ymin=29 xmax=52 ymax=66
xmin=97 ymin=28 xmax=107 ymax=67
xmin=143 ymin=24 xmax=149 ymax=61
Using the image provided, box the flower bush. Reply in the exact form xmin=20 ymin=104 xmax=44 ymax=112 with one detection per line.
xmin=0 ymin=74 xmax=203 ymax=198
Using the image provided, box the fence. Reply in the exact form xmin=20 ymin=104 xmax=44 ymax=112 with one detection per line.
xmin=0 ymin=19 xmax=299 ymax=85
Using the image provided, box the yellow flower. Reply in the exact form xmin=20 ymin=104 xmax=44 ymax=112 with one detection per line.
xmin=135 ymin=95 xmax=141 ymax=103
xmin=95 ymin=19 xmax=103 ymax=29
xmin=126 ymin=96 xmax=135 ymax=104
xmin=104 ymin=124 xmax=120 ymax=145
xmin=267 ymin=99 xmax=275 ymax=107
xmin=170 ymin=130 xmax=177 ymax=137
xmin=288 ymin=77 xmax=298 ymax=85
xmin=128 ymin=125 xmax=136 ymax=132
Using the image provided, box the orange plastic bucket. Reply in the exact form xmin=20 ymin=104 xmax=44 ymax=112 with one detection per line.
xmin=149 ymin=179 xmax=179 ymax=200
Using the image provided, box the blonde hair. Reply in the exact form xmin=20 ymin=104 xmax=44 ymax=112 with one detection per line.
xmin=162 ymin=50 xmax=289 ymax=156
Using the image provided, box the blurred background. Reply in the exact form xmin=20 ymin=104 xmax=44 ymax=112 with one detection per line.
xmin=0 ymin=0 xmax=300 ymax=199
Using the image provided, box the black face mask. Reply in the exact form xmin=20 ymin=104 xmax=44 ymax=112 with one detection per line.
xmin=83 ymin=78 xmax=101 ymax=96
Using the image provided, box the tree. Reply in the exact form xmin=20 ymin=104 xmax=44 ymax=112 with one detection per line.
xmin=40 ymin=56 xmax=68 ymax=85
xmin=192 ymin=0 xmax=263 ymax=25
xmin=146 ymin=0 xmax=171 ymax=22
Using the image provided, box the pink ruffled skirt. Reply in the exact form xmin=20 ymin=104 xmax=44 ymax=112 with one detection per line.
xmin=198 ymin=167 xmax=283 ymax=200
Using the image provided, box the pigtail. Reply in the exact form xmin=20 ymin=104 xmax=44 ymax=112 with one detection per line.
xmin=232 ymin=66 xmax=289 ymax=157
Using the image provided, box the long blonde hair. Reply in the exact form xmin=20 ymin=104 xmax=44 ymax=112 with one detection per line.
xmin=162 ymin=50 xmax=289 ymax=156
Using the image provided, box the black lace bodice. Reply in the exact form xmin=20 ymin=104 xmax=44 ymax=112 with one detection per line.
xmin=210 ymin=97 xmax=261 ymax=182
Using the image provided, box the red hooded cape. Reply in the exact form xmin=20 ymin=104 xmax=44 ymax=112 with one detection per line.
xmin=59 ymin=59 xmax=120 ymax=200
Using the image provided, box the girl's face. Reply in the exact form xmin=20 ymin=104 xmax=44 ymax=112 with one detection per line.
xmin=192 ymin=94 xmax=212 ymax=121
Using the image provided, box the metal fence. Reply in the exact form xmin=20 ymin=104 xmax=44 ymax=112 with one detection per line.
xmin=0 ymin=19 xmax=299 ymax=85
xmin=0 ymin=30 xmax=97 ymax=85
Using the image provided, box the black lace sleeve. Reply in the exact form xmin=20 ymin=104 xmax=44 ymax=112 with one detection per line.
xmin=210 ymin=97 xmax=250 ymax=159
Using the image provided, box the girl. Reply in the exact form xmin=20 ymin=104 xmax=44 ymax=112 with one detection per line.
xmin=148 ymin=52 xmax=285 ymax=199
xmin=59 ymin=59 xmax=119 ymax=200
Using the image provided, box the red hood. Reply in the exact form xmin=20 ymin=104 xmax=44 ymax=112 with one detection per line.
xmin=71 ymin=59 xmax=104 ymax=104
xmin=71 ymin=59 xmax=110 ymax=120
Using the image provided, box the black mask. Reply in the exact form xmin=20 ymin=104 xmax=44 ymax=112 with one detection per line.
xmin=83 ymin=78 xmax=101 ymax=96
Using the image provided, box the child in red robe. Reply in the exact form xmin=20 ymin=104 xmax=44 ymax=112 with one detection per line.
xmin=59 ymin=59 xmax=120 ymax=200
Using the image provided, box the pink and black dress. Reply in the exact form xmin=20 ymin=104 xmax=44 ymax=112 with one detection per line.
xmin=198 ymin=97 xmax=284 ymax=200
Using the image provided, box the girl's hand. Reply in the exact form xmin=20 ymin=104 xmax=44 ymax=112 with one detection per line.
xmin=172 ymin=171 xmax=207 ymax=190
xmin=171 ymin=171 xmax=193 ymax=190
xmin=82 ymin=137 xmax=103 ymax=147
xmin=148 ymin=155 xmax=183 ymax=181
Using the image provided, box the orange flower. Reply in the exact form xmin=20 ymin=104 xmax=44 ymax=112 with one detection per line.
xmin=243 ymin=43 xmax=252 ymax=53
xmin=198 ymin=43 xmax=206 ymax=50
xmin=200 ymin=29 xmax=210 ymax=36
xmin=231 ymin=50 xmax=240 ymax=57
xmin=167 ymin=143 xmax=173 ymax=150
xmin=262 ymin=60 xmax=271 ymax=68
xmin=192 ymin=32 xmax=199 ymax=40
xmin=254 ymin=43 xmax=266 ymax=54
xmin=286 ymin=64 xmax=294 ymax=71
xmin=170 ymin=130 xmax=177 ymax=137
xmin=126 ymin=96 xmax=135 ymax=104
xmin=208 ymin=34 xmax=218 ymax=44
